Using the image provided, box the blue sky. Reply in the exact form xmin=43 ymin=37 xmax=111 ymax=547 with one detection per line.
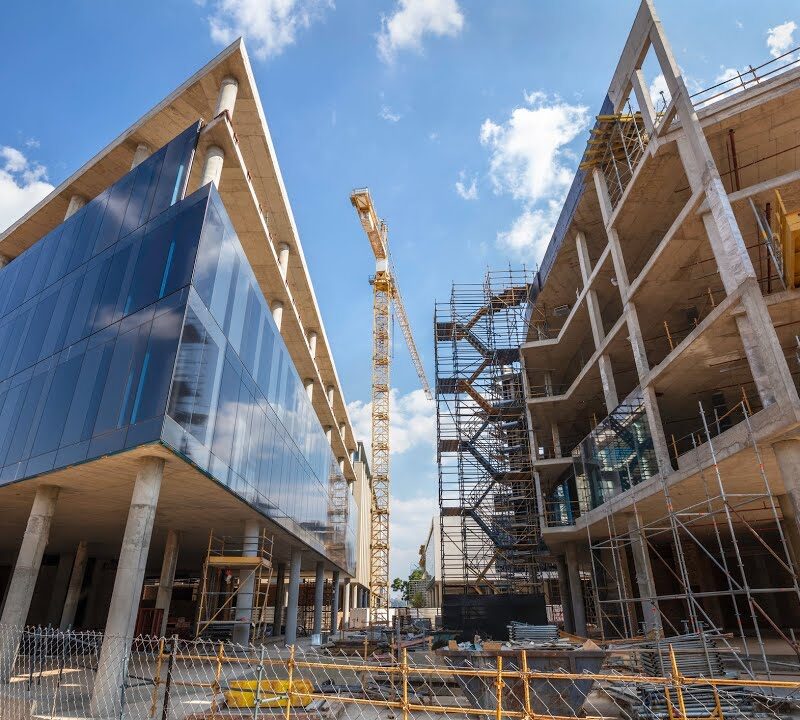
xmin=1 ymin=0 xmax=799 ymax=580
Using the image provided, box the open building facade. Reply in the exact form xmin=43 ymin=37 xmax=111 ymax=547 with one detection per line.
xmin=0 ymin=40 xmax=372 ymax=710
xmin=523 ymin=0 xmax=800 ymax=663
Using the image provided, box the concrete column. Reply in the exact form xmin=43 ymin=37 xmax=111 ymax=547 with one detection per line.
xmin=64 ymin=194 xmax=86 ymax=220
xmin=200 ymin=145 xmax=225 ymax=189
xmin=59 ymin=541 xmax=88 ymax=630
xmin=271 ymin=300 xmax=284 ymax=332
xmin=215 ymin=76 xmax=239 ymax=118
xmin=277 ymin=243 xmax=290 ymax=281
xmin=551 ymin=422 xmax=562 ymax=458
xmin=339 ymin=422 xmax=346 ymax=441
xmin=47 ymin=552 xmax=75 ymax=626
xmin=312 ymin=561 xmax=325 ymax=641
xmin=774 ymin=441 xmax=800 ymax=570
xmin=338 ymin=458 xmax=345 ymax=473
xmin=351 ymin=583 xmax=359 ymax=610
xmin=284 ymin=548 xmax=302 ymax=645
xmin=0 ymin=485 xmax=59 ymax=682
xmin=585 ymin=290 xmax=606 ymax=348
xmin=130 ymin=143 xmax=151 ymax=170
xmin=555 ymin=555 xmax=575 ymax=633
xmin=272 ymin=562 xmax=286 ymax=637
xmin=326 ymin=386 xmax=335 ymax=406
xmin=575 ymin=231 xmax=593 ymax=285
xmin=330 ymin=570 xmax=341 ymax=633
xmin=232 ymin=519 xmax=260 ymax=645
xmin=304 ymin=379 xmax=314 ymax=402
xmin=155 ymin=530 xmax=180 ymax=637
xmin=90 ymin=458 xmax=163 ymax=718
xmin=325 ymin=426 xmax=333 ymax=445
xmin=631 ymin=68 xmax=657 ymax=136
xmin=342 ymin=578 xmax=351 ymax=629
xmin=308 ymin=331 xmax=318 ymax=359
xmin=564 ymin=543 xmax=587 ymax=637
xmin=626 ymin=513 xmax=662 ymax=637
xmin=0 ymin=254 xmax=9 ymax=270
xmin=598 ymin=354 xmax=619 ymax=411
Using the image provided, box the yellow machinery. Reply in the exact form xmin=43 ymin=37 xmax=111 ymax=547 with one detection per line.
xmin=350 ymin=188 xmax=431 ymax=624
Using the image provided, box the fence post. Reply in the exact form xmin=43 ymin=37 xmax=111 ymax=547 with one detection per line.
xmin=285 ymin=644 xmax=295 ymax=720
xmin=161 ymin=636 xmax=177 ymax=720
xmin=520 ymin=650 xmax=532 ymax=720
xmin=149 ymin=637 xmax=165 ymax=718
xmin=210 ymin=640 xmax=224 ymax=713
xmin=401 ymin=647 xmax=410 ymax=720
xmin=254 ymin=644 xmax=266 ymax=719
xmin=495 ymin=655 xmax=504 ymax=720
xmin=669 ymin=643 xmax=687 ymax=720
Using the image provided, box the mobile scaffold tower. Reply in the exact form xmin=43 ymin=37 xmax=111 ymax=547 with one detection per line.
xmin=435 ymin=268 xmax=543 ymax=629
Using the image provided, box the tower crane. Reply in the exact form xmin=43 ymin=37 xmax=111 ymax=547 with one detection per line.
xmin=350 ymin=188 xmax=432 ymax=624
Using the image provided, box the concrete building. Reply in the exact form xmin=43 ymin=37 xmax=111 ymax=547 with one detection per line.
xmin=523 ymin=0 xmax=800 ymax=654
xmin=0 ymin=39 xmax=371 ymax=711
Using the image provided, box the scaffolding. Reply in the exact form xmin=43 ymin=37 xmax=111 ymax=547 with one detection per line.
xmin=195 ymin=529 xmax=274 ymax=642
xmin=585 ymin=400 xmax=800 ymax=678
xmin=434 ymin=268 xmax=542 ymax=625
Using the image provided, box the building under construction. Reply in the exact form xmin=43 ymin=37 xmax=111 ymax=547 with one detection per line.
xmin=521 ymin=0 xmax=800 ymax=675
xmin=435 ymin=269 xmax=546 ymax=637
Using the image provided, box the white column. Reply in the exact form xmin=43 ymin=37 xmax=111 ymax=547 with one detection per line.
xmin=215 ymin=76 xmax=239 ymax=118
xmin=342 ymin=578 xmax=351 ymax=629
xmin=312 ymin=561 xmax=325 ymax=642
xmin=0 ymin=485 xmax=60 ymax=682
xmin=308 ymin=331 xmax=318 ymax=359
xmin=90 ymin=458 xmax=163 ymax=717
xmin=232 ymin=519 xmax=261 ymax=645
xmin=304 ymin=379 xmax=314 ymax=401
xmin=330 ymin=570 xmax=341 ymax=633
xmin=339 ymin=422 xmax=346 ymax=441
xmin=200 ymin=145 xmax=225 ymax=189
xmin=59 ymin=541 xmax=89 ymax=630
xmin=277 ymin=243 xmax=290 ymax=280
xmin=285 ymin=548 xmax=302 ymax=645
xmin=326 ymin=386 xmax=335 ymax=406
xmin=64 ymin=194 xmax=86 ymax=220
xmin=130 ymin=143 xmax=151 ymax=170
xmin=272 ymin=562 xmax=286 ymax=637
xmin=155 ymin=530 xmax=180 ymax=637
xmin=338 ymin=457 xmax=345 ymax=473
xmin=271 ymin=300 xmax=284 ymax=332
xmin=325 ymin=426 xmax=333 ymax=445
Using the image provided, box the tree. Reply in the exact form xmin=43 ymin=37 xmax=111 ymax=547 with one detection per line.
xmin=391 ymin=577 xmax=409 ymax=601
xmin=392 ymin=566 xmax=426 ymax=603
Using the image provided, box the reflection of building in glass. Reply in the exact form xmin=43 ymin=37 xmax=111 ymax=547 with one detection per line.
xmin=0 ymin=41 xmax=371 ymax=709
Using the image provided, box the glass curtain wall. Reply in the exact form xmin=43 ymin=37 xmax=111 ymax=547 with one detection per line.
xmin=0 ymin=124 xmax=199 ymax=482
xmin=0 ymin=124 xmax=355 ymax=571
xmin=163 ymin=189 xmax=355 ymax=571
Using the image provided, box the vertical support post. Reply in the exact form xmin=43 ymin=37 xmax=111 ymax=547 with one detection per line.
xmin=342 ymin=578 xmax=351 ymax=631
xmin=312 ymin=561 xmax=325 ymax=642
xmin=272 ymin=562 xmax=286 ymax=637
xmin=565 ymin=543 xmax=587 ymax=636
xmin=401 ymin=647 xmax=410 ymax=720
xmin=60 ymin=540 xmax=89 ymax=630
xmin=494 ymin=655 xmax=504 ymax=720
xmin=155 ymin=530 xmax=180 ymax=637
xmin=520 ymin=650 xmax=532 ymax=720
xmin=233 ymin=519 xmax=261 ymax=645
xmin=0 ymin=485 xmax=60 ymax=682
xmin=90 ymin=457 xmax=163 ymax=717
xmin=330 ymin=570 xmax=341 ymax=633
xmin=285 ymin=644 xmax=295 ymax=720
xmin=284 ymin=548 xmax=302 ymax=645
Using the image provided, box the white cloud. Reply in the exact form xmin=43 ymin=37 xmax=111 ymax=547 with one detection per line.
xmin=379 ymin=105 xmax=402 ymax=123
xmin=479 ymin=91 xmax=589 ymax=260
xmin=649 ymin=73 xmax=670 ymax=110
xmin=390 ymin=493 xmax=436 ymax=582
xmin=347 ymin=387 xmax=435 ymax=457
xmin=377 ymin=0 xmax=464 ymax=64
xmin=736 ymin=20 xmax=743 ymax=30
xmin=207 ymin=0 xmax=332 ymax=61
xmin=767 ymin=20 xmax=797 ymax=58
xmin=455 ymin=170 xmax=478 ymax=200
xmin=0 ymin=146 xmax=53 ymax=234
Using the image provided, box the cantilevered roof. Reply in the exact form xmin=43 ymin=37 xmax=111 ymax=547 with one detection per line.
xmin=0 ymin=39 xmax=360 ymax=476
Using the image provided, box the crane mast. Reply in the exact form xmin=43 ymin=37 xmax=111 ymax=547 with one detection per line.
xmin=350 ymin=188 xmax=430 ymax=624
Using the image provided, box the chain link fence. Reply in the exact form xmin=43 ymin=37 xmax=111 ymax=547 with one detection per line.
xmin=0 ymin=623 xmax=799 ymax=719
